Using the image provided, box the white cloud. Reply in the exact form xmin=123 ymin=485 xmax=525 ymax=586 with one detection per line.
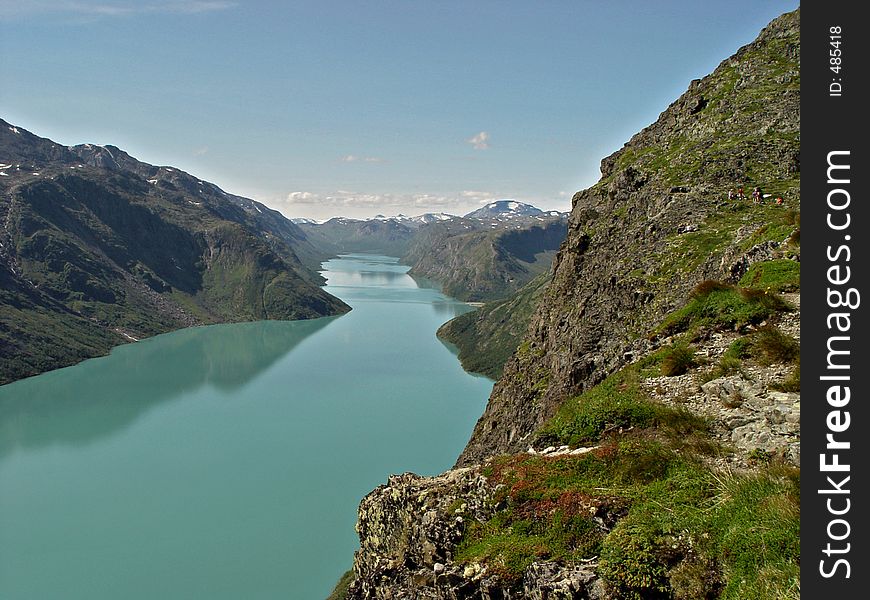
xmin=271 ymin=188 xmax=561 ymax=220
xmin=340 ymin=154 xmax=385 ymax=163
xmin=460 ymin=190 xmax=497 ymax=204
xmin=193 ymin=146 xmax=209 ymax=156
xmin=286 ymin=191 xmax=319 ymax=203
xmin=284 ymin=190 xmax=458 ymax=209
xmin=466 ymin=131 xmax=490 ymax=150
xmin=0 ymin=1 xmax=236 ymax=19
xmin=279 ymin=190 xmax=498 ymax=217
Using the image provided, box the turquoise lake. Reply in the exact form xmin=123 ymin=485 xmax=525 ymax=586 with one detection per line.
xmin=0 ymin=254 xmax=493 ymax=599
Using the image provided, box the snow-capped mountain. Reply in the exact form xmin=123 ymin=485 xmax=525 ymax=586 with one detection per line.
xmin=363 ymin=212 xmax=456 ymax=226
xmin=411 ymin=212 xmax=455 ymax=224
xmin=463 ymin=200 xmax=544 ymax=220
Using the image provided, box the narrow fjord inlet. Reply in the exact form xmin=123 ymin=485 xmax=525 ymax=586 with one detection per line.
xmin=0 ymin=4 xmax=806 ymax=597
xmin=0 ymin=255 xmax=492 ymax=599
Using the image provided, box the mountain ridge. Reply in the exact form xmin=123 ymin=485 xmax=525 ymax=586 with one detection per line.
xmin=0 ymin=119 xmax=349 ymax=385
xmin=459 ymin=7 xmax=800 ymax=464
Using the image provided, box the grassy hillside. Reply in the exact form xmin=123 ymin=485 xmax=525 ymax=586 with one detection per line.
xmin=437 ymin=273 xmax=550 ymax=379
xmin=405 ymin=217 xmax=565 ymax=302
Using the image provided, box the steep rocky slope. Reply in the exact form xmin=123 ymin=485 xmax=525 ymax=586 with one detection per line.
xmin=338 ymin=9 xmax=801 ymax=600
xmin=437 ymin=273 xmax=550 ymax=379
xmin=460 ymin=10 xmax=799 ymax=463
xmin=0 ymin=121 xmax=349 ymax=384
xmin=405 ymin=217 xmax=566 ymax=302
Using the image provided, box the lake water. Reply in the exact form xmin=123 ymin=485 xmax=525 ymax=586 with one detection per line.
xmin=0 ymin=254 xmax=493 ymax=599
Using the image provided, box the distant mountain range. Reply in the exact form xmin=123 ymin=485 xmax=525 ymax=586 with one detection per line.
xmin=292 ymin=202 xmax=565 ymax=227
xmin=465 ymin=200 xmax=561 ymax=220
xmin=295 ymin=202 xmax=569 ymax=302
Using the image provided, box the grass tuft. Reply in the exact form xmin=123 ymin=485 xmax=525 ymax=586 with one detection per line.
xmin=772 ymin=360 xmax=800 ymax=392
xmin=751 ymin=326 xmax=800 ymax=365
xmin=661 ymin=342 xmax=698 ymax=377
xmin=738 ymin=259 xmax=800 ymax=292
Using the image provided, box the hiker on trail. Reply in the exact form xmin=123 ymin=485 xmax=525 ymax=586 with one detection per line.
xmin=752 ymin=187 xmax=762 ymax=203
xmin=728 ymin=189 xmax=736 ymax=201
xmin=737 ymin=186 xmax=746 ymax=200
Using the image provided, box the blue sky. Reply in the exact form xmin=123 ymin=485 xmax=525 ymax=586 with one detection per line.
xmin=1 ymin=1 xmax=798 ymax=220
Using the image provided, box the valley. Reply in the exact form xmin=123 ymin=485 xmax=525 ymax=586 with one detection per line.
xmin=1 ymin=6 xmax=802 ymax=600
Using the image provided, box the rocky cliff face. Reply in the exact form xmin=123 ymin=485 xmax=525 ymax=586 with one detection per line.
xmin=345 ymin=468 xmax=606 ymax=600
xmin=459 ymin=10 xmax=799 ymax=464
xmin=405 ymin=218 xmax=566 ymax=302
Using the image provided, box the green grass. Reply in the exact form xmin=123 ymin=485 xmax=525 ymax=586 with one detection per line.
xmin=457 ymin=506 xmax=604 ymax=584
xmin=661 ymin=341 xmax=698 ymax=377
xmin=738 ymin=259 xmax=800 ymax=292
xmin=600 ymin=464 xmax=800 ymax=600
xmin=702 ymin=323 xmax=799 ymax=385
xmin=461 ymin=439 xmax=689 ymax=582
xmin=538 ymin=351 xmax=708 ymax=448
xmin=740 ymin=210 xmax=801 ymax=252
xmin=704 ymin=337 xmax=753 ymax=381
xmin=706 ymin=469 xmax=801 ymax=599
xmin=645 ymin=205 xmax=800 ymax=285
xmin=658 ymin=281 xmax=791 ymax=336
xmin=751 ymin=326 xmax=800 ymax=365
xmin=461 ymin=440 xmax=799 ymax=598
xmin=772 ymin=361 xmax=800 ymax=392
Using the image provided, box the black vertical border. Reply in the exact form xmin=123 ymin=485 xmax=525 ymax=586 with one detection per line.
xmin=802 ymin=1 xmax=869 ymax=597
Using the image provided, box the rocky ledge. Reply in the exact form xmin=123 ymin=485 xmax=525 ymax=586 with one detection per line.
xmin=342 ymin=291 xmax=800 ymax=598
xmin=345 ymin=469 xmax=607 ymax=600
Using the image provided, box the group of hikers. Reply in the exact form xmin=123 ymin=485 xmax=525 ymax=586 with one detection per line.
xmin=728 ymin=185 xmax=784 ymax=205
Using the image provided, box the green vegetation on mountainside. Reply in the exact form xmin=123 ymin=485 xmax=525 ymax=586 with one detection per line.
xmin=326 ymin=570 xmax=355 ymax=600
xmin=455 ymin=268 xmax=800 ymax=599
xmin=0 ymin=122 xmax=349 ymax=385
xmin=460 ymin=447 xmax=799 ymax=600
xmin=437 ymin=273 xmax=550 ymax=379
xmin=405 ymin=218 xmax=565 ymax=303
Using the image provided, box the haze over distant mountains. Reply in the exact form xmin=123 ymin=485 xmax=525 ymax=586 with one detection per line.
xmin=295 ymin=200 xmax=568 ymax=302
xmin=291 ymin=200 xmax=566 ymax=226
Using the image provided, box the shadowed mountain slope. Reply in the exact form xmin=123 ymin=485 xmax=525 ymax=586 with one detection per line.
xmin=0 ymin=120 xmax=349 ymax=384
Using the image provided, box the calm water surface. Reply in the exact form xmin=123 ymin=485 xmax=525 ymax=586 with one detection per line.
xmin=0 ymin=254 xmax=493 ymax=599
